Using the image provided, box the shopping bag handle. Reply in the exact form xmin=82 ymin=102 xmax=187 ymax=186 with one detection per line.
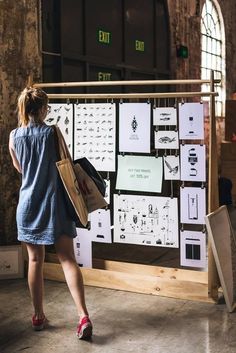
xmin=52 ymin=125 xmax=72 ymax=162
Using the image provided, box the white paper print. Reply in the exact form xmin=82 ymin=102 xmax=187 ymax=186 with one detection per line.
xmin=163 ymin=155 xmax=180 ymax=180
xmin=73 ymin=228 xmax=92 ymax=268
xmin=180 ymin=231 xmax=206 ymax=268
xmin=74 ymin=103 xmax=116 ymax=171
xmin=104 ymin=179 xmax=110 ymax=205
xmin=180 ymin=187 xmax=206 ymax=224
xmin=179 ymin=102 xmax=204 ymax=140
xmin=153 ymin=107 xmax=177 ymax=126
xmin=180 ymin=144 xmax=206 ymax=182
xmin=155 ymin=130 xmax=179 ymax=149
xmin=113 ymin=194 xmax=179 ymax=247
xmin=116 ymin=155 xmax=163 ymax=193
xmin=90 ymin=209 xmax=112 ymax=243
xmin=45 ymin=103 xmax=73 ymax=156
xmin=119 ymin=103 xmax=151 ymax=153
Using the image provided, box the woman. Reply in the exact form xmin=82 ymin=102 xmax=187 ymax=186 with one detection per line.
xmin=8 ymin=87 xmax=92 ymax=339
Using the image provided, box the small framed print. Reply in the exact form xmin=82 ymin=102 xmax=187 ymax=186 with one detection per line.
xmin=163 ymin=155 xmax=180 ymax=180
xmin=0 ymin=245 xmax=24 ymax=279
xmin=180 ymin=187 xmax=206 ymax=224
xmin=153 ymin=107 xmax=177 ymax=126
xmin=73 ymin=228 xmax=92 ymax=268
xmin=155 ymin=130 xmax=179 ymax=150
xmin=179 ymin=102 xmax=204 ymax=140
xmin=180 ymin=144 xmax=206 ymax=182
xmin=45 ymin=103 xmax=73 ymax=156
xmin=180 ymin=231 xmax=206 ymax=268
xmin=119 ymin=103 xmax=151 ymax=153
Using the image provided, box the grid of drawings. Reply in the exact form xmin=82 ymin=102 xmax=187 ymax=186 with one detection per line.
xmin=45 ymin=103 xmax=73 ymax=156
xmin=74 ymin=103 xmax=116 ymax=171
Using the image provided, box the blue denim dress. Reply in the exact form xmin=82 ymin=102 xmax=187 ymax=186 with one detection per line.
xmin=12 ymin=123 xmax=76 ymax=245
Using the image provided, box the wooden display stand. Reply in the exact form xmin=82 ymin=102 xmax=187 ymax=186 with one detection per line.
xmin=32 ymin=73 xmax=220 ymax=303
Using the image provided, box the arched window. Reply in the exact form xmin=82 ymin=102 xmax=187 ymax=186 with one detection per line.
xmin=201 ymin=0 xmax=225 ymax=117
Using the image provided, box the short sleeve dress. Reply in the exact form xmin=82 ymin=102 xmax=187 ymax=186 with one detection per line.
xmin=12 ymin=123 xmax=76 ymax=245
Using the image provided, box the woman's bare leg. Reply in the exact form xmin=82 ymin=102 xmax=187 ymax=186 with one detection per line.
xmin=55 ymin=235 xmax=89 ymax=319
xmin=25 ymin=242 xmax=45 ymax=319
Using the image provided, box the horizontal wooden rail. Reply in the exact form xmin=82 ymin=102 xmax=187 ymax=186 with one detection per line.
xmin=43 ymin=262 xmax=213 ymax=303
xmin=33 ymin=79 xmax=221 ymax=88
xmin=46 ymin=91 xmax=218 ymax=100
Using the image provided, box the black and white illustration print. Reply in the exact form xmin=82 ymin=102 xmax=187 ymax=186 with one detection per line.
xmin=155 ymin=130 xmax=179 ymax=149
xmin=73 ymin=228 xmax=92 ymax=268
xmin=90 ymin=209 xmax=112 ymax=243
xmin=180 ymin=231 xmax=206 ymax=268
xmin=104 ymin=179 xmax=110 ymax=205
xmin=113 ymin=194 xmax=179 ymax=247
xmin=119 ymin=103 xmax=151 ymax=153
xmin=163 ymin=155 xmax=180 ymax=180
xmin=180 ymin=144 xmax=206 ymax=182
xmin=45 ymin=103 xmax=73 ymax=156
xmin=153 ymin=107 xmax=177 ymax=126
xmin=178 ymin=102 xmax=204 ymax=140
xmin=180 ymin=187 xmax=206 ymax=224
xmin=74 ymin=103 xmax=116 ymax=172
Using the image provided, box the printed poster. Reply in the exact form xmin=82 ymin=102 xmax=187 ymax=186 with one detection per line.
xmin=116 ymin=155 xmax=163 ymax=193
xmin=180 ymin=187 xmax=206 ymax=224
xmin=163 ymin=155 xmax=180 ymax=180
xmin=90 ymin=209 xmax=112 ymax=243
xmin=74 ymin=103 xmax=116 ymax=171
xmin=73 ymin=228 xmax=92 ymax=268
xmin=153 ymin=107 xmax=177 ymax=126
xmin=180 ymin=231 xmax=206 ymax=268
xmin=113 ymin=194 xmax=179 ymax=247
xmin=179 ymin=102 xmax=204 ymax=140
xmin=180 ymin=144 xmax=206 ymax=182
xmin=45 ymin=103 xmax=73 ymax=156
xmin=155 ymin=130 xmax=179 ymax=150
xmin=119 ymin=103 xmax=151 ymax=153
xmin=104 ymin=179 xmax=110 ymax=205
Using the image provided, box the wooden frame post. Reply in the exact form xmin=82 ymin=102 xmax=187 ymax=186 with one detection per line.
xmin=208 ymin=70 xmax=220 ymax=300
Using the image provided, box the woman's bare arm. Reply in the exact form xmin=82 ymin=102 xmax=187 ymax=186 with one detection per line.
xmin=9 ymin=132 xmax=22 ymax=173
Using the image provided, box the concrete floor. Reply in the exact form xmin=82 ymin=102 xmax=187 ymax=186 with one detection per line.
xmin=0 ymin=279 xmax=236 ymax=353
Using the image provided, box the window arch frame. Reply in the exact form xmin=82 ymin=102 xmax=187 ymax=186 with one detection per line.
xmin=201 ymin=0 xmax=225 ymax=117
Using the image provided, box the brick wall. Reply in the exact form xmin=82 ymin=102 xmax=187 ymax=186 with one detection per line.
xmin=0 ymin=0 xmax=41 ymax=244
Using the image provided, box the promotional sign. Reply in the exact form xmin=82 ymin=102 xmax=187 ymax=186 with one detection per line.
xmin=119 ymin=103 xmax=151 ymax=153
xmin=154 ymin=130 xmax=179 ymax=150
xmin=116 ymin=155 xmax=163 ymax=193
xmin=153 ymin=107 xmax=177 ymax=126
xmin=180 ymin=144 xmax=206 ymax=182
xmin=45 ymin=103 xmax=73 ymax=156
xmin=180 ymin=187 xmax=206 ymax=224
xmin=180 ymin=231 xmax=206 ymax=268
xmin=163 ymin=155 xmax=180 ymax=180
xmin=113 ymin=194 xmax=179 ymax=248
xmin=179 ymin=102 xmax=204 ymax=140
xmin=74 ymin=103 xmax=116 ymax=171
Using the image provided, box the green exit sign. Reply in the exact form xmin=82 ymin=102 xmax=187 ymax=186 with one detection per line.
xmin=176 ymin=45 xmax=189 ymax=58
xmin=98 ymin=72 xmax=112 ymax=81
xmin=135 ymin=40 xmax=145 ymax=52
xmin=97 ymin=29 xmax=112 ymax=45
